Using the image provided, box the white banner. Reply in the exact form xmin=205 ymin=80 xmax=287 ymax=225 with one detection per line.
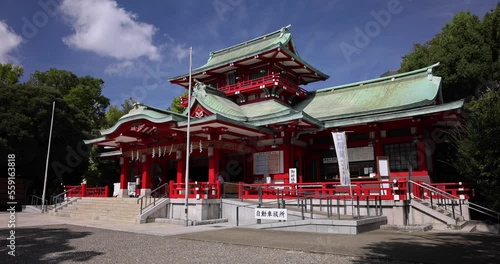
xmin=289 ymin=168 xmax=297 ymax=183
xmin=332 ymin=132 xmax=350 ymax=186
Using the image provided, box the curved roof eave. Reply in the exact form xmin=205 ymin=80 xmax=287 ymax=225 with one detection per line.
xmin=100 ymin=114 xmax=180 ymax=136
xmin=324 ymin=99 xmax=464 ymax=128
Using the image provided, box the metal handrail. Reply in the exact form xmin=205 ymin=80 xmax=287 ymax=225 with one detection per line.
xmin=27 ymin=195 xmax=48 ymax=209
xmin=52 ymin=185 xmax=81 ymax=212
xmin=409 ymin=180 xmax=463 ymax=221
xmin=137 ymin=182 xmax=169 ymax=214
xmin=418 ymin=181 xmax=500 ymax=222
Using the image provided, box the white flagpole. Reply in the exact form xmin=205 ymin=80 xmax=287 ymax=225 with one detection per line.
xmin=42 ymin=101 xmax=55 ymax=213
xmin=184 ymin=47 xmax=193 ymax=226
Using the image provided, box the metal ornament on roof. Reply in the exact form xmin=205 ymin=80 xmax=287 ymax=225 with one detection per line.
xmin=190 ymin=142 xmax=193 ymax=154
xmin=136 ymin=150 xmax=139 ymax=161
xmin=169 ymin=144 xmax=173 ymax=155
xmin=131 ymin=150 xmax=134 ymax=160
xmin=199 ymin=140 xmax=202 ymax=153
xmin=152 ymin=146 xmax=155 ymax=158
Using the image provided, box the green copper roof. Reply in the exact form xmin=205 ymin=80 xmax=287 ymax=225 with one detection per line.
xmin=100 ymin=103 xmax=186 ymax=136
xmin=295 ymin=63 xmax=442 ymax=121
xmin=203 ymin=30 xmax=292 ymax=69
xmin=169 ymin=26 xmax=329 ymax=81
xmin=191 ymin=84 xmax=247 ymax=121
xmin=323 ymin=100 xmax=464 ymax=128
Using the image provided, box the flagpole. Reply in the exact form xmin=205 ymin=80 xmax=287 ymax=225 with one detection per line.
xmin=41 ymin=101 xmax=55 ymax=213
xmin=184 ymin=47 xmax=193 ymax=226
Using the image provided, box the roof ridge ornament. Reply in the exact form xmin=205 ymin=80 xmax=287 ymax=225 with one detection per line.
xmin=279 ymin=24 xmax=292 ymax=37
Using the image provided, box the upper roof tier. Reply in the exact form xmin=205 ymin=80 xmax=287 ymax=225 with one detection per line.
xmin=169 ymin=25 xmax=329 ymax=88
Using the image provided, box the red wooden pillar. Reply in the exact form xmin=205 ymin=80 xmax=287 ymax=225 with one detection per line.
xmin=141 ymin=153 xmax=152 ymax=196
xmin=176 ymin=150 xmax=185 ymax=183
xmin=416 ymin=140 xmax=428 ymax=172
xmin=208 ymin=146 xmax=220 ymax=183
xmin=118 ymin=157 xmax=129 ymax=197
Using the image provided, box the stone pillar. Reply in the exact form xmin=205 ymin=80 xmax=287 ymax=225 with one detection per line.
xmin=141 ymin=154 xmax=151 ymax=196
xmin=118 ymin=157 xmax=129 ymax=197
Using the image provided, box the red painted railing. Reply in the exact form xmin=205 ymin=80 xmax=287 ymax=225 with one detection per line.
xmin=179 ymin=74 xmax=308 ymax=107
xmin=238 ymin=179 xmax=471 ymax=201
xmin=64 ymin=185 xmax=109 ymax=198
xmin=169 ymin=180 xmax=221 ymax=199
xmin=219 ymin=74 xmax=307 ymax=97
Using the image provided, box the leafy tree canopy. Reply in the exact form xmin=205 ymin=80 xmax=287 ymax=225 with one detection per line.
xmin=169 ymin=90 xmax=188 ymax=114
xmin=454 ymin=90 xmax=500 ymax=211
xmin=28 ymin=68 xmax=110 ymax=132
xmin=400 ymin=4 xmax=500 ymax=101
xmin=0 ymin=64 xmax=23 ymax=85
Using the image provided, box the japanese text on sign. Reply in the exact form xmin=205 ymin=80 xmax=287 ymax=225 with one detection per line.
xmin=255 ymin=208 xmax=287 ymax=220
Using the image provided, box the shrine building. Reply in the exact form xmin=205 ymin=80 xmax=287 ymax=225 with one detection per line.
xmin=85 ymin=26 xmax=463 ymax=198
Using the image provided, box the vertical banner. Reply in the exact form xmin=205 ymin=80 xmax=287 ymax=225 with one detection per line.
xmin=332 ymin=132 xmax=350 ymax=186
xmin=289 ymin=168 xmax=297 ymax=183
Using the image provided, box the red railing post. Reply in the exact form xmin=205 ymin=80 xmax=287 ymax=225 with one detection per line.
xmin=81 ymin=182 xmax=87 ymax=197
xmin=104 ymin=186 xmax=109 ymax=197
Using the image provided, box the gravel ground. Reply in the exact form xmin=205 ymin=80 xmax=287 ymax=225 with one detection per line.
xmin=0 ymin=225 xmax=395 ymax=264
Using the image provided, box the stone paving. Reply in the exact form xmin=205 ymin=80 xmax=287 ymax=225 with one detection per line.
xmin=0 ymin=211 xmax=499 ymax=264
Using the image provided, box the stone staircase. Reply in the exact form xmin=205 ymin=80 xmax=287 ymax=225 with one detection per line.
xmin=410 ymin=199 xmax=473 ymax=231
xmin=50 ymin=197 xmax=141 ymax=223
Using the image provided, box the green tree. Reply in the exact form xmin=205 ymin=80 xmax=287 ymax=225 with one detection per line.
xmin=105 ymin=99 xmax=134 ymax=127
xmin=453 ymin=91 xmax=500 ymax=211
xmin=28 ymin=69 xmax=110 ymax=132
xmin=0 ymin=63 xmax=23 ymax=85
xmin=169 ymin=91 xmax=188 ymax=113
xmin=400 ymin=11 xmax=493 ymax=101
xmin=0 ymin=84 xmax=90 ymax=194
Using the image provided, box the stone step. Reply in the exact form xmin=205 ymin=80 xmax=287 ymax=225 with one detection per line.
xmin=52 ymin=197 xmax=144 ymax=224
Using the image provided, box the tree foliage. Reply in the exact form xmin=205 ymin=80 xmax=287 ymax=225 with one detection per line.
xmin=0 ymin=63 xmax=113 ymax=195
xmin=400 ymin=5 xmax=500 ymax=101
xmin=28 ymin=68 xmax=110 ymax=132
xmin=169 ymin=91 xmax=188 ymax=114
xmin=453 ymin=91 xmax=500 ymax=211
xmin=0 ymin=64 xmax=23 ymax=85
xmin=105 ymin=99 xmax=134 ymax=128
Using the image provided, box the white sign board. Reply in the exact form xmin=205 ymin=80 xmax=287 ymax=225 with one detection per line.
xmin=289 ymin=168 xmax=297 ymax=183
xmin=253 ymin=151 xmax=284 ymax=175
xmin=332 ymin=132 xmax=350 ymax=186
xmin=255 ymin=208 xmax=288 ymax=220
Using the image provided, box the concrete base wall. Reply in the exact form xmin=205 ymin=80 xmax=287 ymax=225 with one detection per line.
xmin=220 ymin=198 xmax=470 ymax=227
xmin=167 ymin=198 xmax=221 ymax=221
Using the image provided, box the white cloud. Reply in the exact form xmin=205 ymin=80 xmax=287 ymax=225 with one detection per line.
xmin=60 ymin=0 xmax=160 ymax=61
xmin=169 ymin=43 xmax=190 ymax=61
xmin=104 ymin=60 xmax=140 ymax=76
xmin=0 ymin=21 xmax=22 ymax=63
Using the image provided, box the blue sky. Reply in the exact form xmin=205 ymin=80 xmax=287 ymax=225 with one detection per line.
xmin=0 ymin=0 xmax=497 ymax=109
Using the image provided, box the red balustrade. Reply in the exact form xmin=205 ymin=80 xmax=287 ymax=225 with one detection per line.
xmin=237 ymin=180 xmax=471 ymax=201
xmin=63 ymin=185 xmax=109 ymax=198
xmin=179 ymin=74 xmax=308 ymax=106
xmin=169 ymin=180 xmax=221 ymax=199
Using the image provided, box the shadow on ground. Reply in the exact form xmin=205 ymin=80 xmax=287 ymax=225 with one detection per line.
xmin=352 ymin=232 xmax=500 ymax=264
xmin=0 ymin=225 xmax=103 ymax=263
